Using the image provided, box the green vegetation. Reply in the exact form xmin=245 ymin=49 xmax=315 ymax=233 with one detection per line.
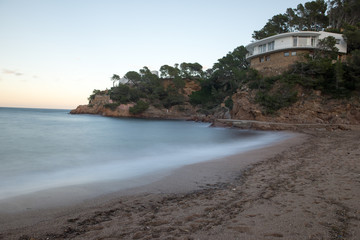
xmin=110 ymin=74 xmax=120 ymax=87
xmin=252 ymin=0 xmax=360 ymax=40
xmin=89 ymin=0 xmax=360 ymax=116
xmin=253 ymin=0 xmax=329 ymax=40
xmin=104 ymin=103 xmax=120 ymax=111
xmin=105 ymin=64 xmax=200 ymax=114
xmin=291 ymin=35 xmax=360 ymax=98
xmin=129 ymin=100 xmax=149 ymax=114
xmin=189 ymin=46 xmax=250 ymax=110
xmin=88 ymin=89 xmax=105 ymax=103
xmin=110 ymin=84 xmax=143 ymax=104
xmin=252 ymin=76 xmax=298 ymax=114
xmin=255 ymin=90 xmax=298 ymax=115
xmin=224 ymin=97 xmax=233 ymax=110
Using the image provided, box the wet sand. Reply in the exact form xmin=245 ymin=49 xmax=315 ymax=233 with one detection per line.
xmin=1 ymin=128 xmax=359 ymax=240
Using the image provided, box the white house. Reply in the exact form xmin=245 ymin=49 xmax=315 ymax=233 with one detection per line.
xmin=245 ymin=31 xmax=347 ymax=76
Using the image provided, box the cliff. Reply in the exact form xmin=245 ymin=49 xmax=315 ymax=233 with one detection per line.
xmin=70 ymin=80 xmax=201 ymax=120
xmin=70 ymin=99 xmax=198 ymax=120
xmin=71 ymin=82 xmax=360 ymax=127
xmin=231 ymin=87 xmax=360 ymax=125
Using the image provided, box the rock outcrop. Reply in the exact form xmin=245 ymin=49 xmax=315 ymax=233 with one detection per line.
xmin=70 ymin=79 xmax=204 ymax=120
xmin=70 ymin=92 xmax=199 ymax=120
xmin=231 ymin=87 xmax=360 ymax=125
xmin=71 ymin=81 xmax=360 ymax=126
xmin=71 ymin=103 xmax=199 ymax=120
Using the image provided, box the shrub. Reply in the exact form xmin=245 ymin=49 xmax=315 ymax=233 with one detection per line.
xmin=129 ymin=100 xmax=149 ymax=114
xmin=255 ymin=89 xmax=297 ymax=115
xmin=110 ymin=85 xmax=130 ymax=103
xmin=162 ymin=94 xmax=185 ymax=109
xmin=88 ymin=89 xmax=101 ymax=103
xmin=104 ymin=103 xmax=120 ymax=111
xmin=173 ymin=76 xmax=186 ymax=89
xmin=189 ymin=88 xmax=212 ymax=105
xmin=224 ymin=97 xmax=233 ymax=110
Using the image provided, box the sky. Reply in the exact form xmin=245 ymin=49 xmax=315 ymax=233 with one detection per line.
xmin=0 ymin=0 xmax=306 ymax=109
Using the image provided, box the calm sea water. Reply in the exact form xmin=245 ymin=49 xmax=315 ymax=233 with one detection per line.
xmin=0 ymin=107 xmax=289 ymax=200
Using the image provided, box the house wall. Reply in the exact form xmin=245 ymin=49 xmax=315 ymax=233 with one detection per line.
xmin=247 ymin=31 xmax=346 ymax=59
xmin=250 ymin=50 xmax=310 ymax=77
xmin=274 ymin=36 xmax=293 ymax=50
xmin=247 ymin=32 xmax=321 ymax=58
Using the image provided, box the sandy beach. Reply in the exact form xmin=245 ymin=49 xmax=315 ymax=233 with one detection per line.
xmin=1 ymin=127 xmax=359 ymax=240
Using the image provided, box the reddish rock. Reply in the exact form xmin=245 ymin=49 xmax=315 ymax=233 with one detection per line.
xmin=231 ymin=88 xmax=360 ymax=125
xmin=70 ymin=95 xmax=199 ymax=120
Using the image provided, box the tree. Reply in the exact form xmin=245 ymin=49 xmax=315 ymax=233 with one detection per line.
xmin=213 ymin=46 xmax=249 ymax=72
xmin=212 ymin=46 xmax=249 ymax=92
xmin=138 ymin=66 xmax=162 ymax=94
xmin=315 ymin=36 xmax=339 ymax=60
xmin=159 ymin=64 xmax=181 ymax=78
xmin=189 ymin=46 xmax=250 ymax=109
xmin=111 ymin=74 xmax=120 ymax=87
xmin=334 ymin=60 xmax=344 ymax=90
xmin=179 ymin=62 xmax=203 ymax=79
xmin=88 ymin=89 xmax=101 ymax=103
xmin=328 ymin=0 xmax=360 ymax=29
xmin=345 ymin=49 xmax=360 ymax=90
xmin=129 ymin=100 xmax=149 ymax=114
xmin=300 ymin=0 xmax=328 ymax=31
xmin=124 ymin=71 xmax=142 ymax=86
xmin=253 ymin=0 xmax=328 ymax=40
xmin=286 ymin=0 xmax=328 ymax=31
xmin=286 ymin=8 xmax=303 ymax=31
xmin=252 ymin=14 xmax=290 ymax=40
xmin=110 ymin=84 xmax=132 ymax=103
xmin=162 ymin=86 xmax=185 ymax=108
xmin=139 ymin=66 xmax=160 ymax=85
xmin=343 ymin=23 xmax=360 ymax=52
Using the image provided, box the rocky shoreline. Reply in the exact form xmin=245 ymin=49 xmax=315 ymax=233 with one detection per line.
xmin=70 ymin=87 xmax=360 ymax=129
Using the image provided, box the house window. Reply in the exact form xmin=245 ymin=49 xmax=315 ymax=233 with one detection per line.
xmin=259 ymin=57 xmax=265 ymax=62
xmin=262 ymin=44 xmax=266 ymax=52
xmin=284 ymin=52 xmax=290 ymax=57
xmin=291 ymin=52 xmax=297 ymax=56
xmin=293 ymin=37 xmax=297 ymax=47
xmin=268 ymin=41 xmax=274 ymax=51
xmin=311 ymin=37 xmax=316 ymax=46
xmin=266 ymin=55 xmax=271 ymax=61
xmin=298 ymin=36 xmax=308 ymax=46
xmin=259 ymin=44 xmax=266 ymax=53
xmin=248 ymin=47 xmax=254 ymax=56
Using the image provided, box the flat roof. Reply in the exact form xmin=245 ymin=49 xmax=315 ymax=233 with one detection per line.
xmin=246 ymin=31 xmax=323 ymax=49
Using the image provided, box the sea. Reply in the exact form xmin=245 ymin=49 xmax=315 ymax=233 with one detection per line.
xmin=0 ymin=107 xmax=290 ymax=201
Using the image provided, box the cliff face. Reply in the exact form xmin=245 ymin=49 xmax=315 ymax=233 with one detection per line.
xmin=71 ymin=103 xmax=198 ymax=120
xmin=71 ymin=81 xmax=360 ymax=125
xmin=231 ymin=88 xmax=360 ymax=125
xmin=70 ymin=88 xmax=199 ymax=120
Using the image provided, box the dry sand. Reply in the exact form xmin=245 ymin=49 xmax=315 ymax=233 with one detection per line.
xmin=0 ymin=128 xmax=359 ymax=240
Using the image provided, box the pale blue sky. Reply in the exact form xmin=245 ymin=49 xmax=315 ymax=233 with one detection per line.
xmin=0 ymin=0 xmax=306 ymax=109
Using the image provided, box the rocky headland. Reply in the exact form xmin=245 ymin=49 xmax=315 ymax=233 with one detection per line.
xmin=71 ymin=85 xmax=360 ymax=130
xmin=70 ymin=94 xmax=198 ymax=120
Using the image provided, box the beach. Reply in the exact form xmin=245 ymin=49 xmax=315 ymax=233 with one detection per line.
xmin=1 ymin=127 xmax=359 ymax=240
